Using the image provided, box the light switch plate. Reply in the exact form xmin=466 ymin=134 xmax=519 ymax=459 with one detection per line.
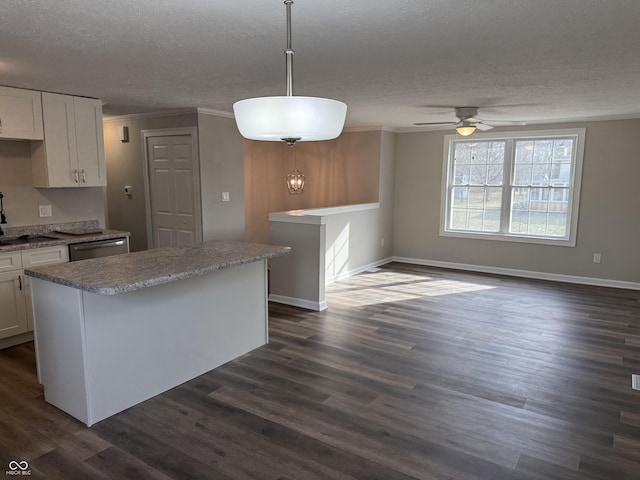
xmin=38 ymin=205 xmax=52 ymax=217
xmin=222 ymin=192 xmax=230 ymax=202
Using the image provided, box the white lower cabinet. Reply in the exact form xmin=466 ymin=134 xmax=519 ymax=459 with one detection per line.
xmin=0 ymin=245 xmax=69 ymax=341
xmin=0 ymin=269 xmax=28 ymax=339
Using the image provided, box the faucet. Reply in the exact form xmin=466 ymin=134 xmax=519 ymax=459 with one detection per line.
xmin=0 ymin=192 xmax=6 ymax=236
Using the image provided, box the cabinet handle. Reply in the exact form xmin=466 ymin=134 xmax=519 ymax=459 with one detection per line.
xmin=81 ymin=169 xmax=86 ymax=183
xmin=73 ymin=169 xmax=79 ymax=183
xmin=18 ymin=275 xmax=22 ymax=291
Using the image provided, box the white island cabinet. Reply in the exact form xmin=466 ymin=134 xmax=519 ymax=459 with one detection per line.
xmin=25 ymin=240 xmax=290 ymax=426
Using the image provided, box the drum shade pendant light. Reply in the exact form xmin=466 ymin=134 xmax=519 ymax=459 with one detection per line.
xmin=233 ymin=0 xmax=347 ymax=144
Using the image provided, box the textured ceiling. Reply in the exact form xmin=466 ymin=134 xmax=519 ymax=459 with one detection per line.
xmin=1 ymin=0 xmax=639 ymax=130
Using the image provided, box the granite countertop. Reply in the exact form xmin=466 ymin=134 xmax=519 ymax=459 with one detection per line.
xmin=0 ymin=220 xmax=130 ymax=253
xmin=0 ymin=230 xmax=129 ymax=253
xmin=25 ymin=240 xmax=291 ymax=296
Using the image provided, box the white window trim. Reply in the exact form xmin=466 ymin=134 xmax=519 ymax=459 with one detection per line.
xmin=439 ymin=128 xmax=586 ymax=247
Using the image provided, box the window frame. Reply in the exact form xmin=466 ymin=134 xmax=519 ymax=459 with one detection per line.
xmin=439 ymin=128 xmax=586 ymax=247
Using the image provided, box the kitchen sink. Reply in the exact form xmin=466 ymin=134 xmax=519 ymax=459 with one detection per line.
xmin=0 ymin=234 xmax=58 ymax=246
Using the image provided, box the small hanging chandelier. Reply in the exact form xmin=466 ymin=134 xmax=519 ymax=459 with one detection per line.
xmin=233 ymin=0 xmax=347 ymax=143
xmin=285 ymin=138 xmax=305 ymax=194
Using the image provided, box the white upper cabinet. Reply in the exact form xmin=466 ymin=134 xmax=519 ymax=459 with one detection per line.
xmin=73 ymin=96 xmax=106 ymax=186
xmin=31 ymin=92 xmax=106 ymax=187
xmin=0 ymin=86 xmax=44 ymax=140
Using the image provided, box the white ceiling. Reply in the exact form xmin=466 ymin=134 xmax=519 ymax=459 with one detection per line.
xmin=1 ymin=0 xmax=639 ymax=130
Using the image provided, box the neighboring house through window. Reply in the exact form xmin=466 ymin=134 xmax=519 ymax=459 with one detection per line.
xmin=440 ymin=128 xmax=585 ymax=246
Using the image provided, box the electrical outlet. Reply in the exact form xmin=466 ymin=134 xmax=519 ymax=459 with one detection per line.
xmin=222 ymin=192 xmax=230 ymax=202
xmin=38 ymin=205 xmax=52 ymax=217
xmin=380 ymin=238 xmax=385 ymax=247
xmin=593 ymin=253 xmax=602 ymax=264
xmin=632 ymin=374 xmax=640 ymax=390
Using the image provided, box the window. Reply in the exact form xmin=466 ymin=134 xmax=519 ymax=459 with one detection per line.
xmin=440 ymin=129 xmax=585 ymax=246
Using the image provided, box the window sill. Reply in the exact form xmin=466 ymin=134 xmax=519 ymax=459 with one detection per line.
xmin=440 ymin=229 xmax=576 ymax=247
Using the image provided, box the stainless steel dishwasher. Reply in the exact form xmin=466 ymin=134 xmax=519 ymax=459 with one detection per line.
xmin=69 ymin=237 xmax=130 ymax=261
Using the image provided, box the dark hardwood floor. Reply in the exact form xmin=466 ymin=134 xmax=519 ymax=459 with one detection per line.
xmin=2 ymin=262 xmax=640 ymax=479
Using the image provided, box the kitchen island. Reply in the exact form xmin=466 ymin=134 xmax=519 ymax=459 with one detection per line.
xmin=25 ymin=240 xmax=290 ymax=426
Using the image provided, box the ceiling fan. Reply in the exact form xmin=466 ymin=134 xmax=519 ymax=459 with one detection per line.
xmin=414 ymin=106 xmax=526 ymax=136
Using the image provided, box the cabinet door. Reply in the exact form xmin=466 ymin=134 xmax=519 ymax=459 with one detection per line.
xmin=74 ymin=96 xmax=106 ymax=186
xmin=0 ymin=271 xmax=28 ymax=340
xmin=33 ymin=92 xmax=78 ymax=187
xmin=31 ymin=93 xmax=106 ymax=188
xmin=0 ymin=86 xmax=44 ymax=140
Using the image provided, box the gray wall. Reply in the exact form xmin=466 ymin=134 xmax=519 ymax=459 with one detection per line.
xmin=197 ymin=112 xmax=245 ymax=241
xmin=270 ymin=221 xmax=326 ymax=309
xmin=393 ymin=119 xmax=640 ymax=284
xmin=0 ymin=140 xmax=105 ymax=228
xmin=104 ymin=111 xmax=245 ymax=251
xmin=104 ymin=113 xmax=198 ymax=252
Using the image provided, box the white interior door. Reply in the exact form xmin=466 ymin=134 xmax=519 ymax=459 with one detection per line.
xmin=146 ymin=133 xmax=201 ymax=248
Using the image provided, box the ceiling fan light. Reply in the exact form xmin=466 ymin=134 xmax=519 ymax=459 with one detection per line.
xmin=233 ymin=96 xmax=347 ymax=142
xmin=456 ymin=126 xmax=476 ymax=136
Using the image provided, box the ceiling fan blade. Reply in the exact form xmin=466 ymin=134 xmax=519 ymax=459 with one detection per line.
xmin=479 ymin=119 xmax=527 ymax=126
xmin=475 ymin=123 xmax=493 ymax=131
xmin=413 ymin=121 xmax=459 ymax=126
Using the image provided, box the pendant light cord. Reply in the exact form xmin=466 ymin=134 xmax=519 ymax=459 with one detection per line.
xmin=285 ymin=0 xmax=294 ymax=97
xmin=293 ymin=143 xmax=297 ymax=170
xmin=286 ymin=140 xmax=297 ymax=169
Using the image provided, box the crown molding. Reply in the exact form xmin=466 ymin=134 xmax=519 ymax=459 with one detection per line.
xmin=342 ymin=125 xmax=397 ymax=133
xmin=103 ymin=108 xmax=197 ymax=122
xmin=196 ymin=107 xmax=234 ymax=118
xmin=103 ymin=107 xmax=236 ymax=123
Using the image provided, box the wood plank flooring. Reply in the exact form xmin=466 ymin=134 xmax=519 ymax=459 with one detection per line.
xmin=2 ymin=262 xmax=640 ymax=479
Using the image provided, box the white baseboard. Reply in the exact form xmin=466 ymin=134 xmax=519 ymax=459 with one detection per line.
xmin=269 ymin=294 xmax=328 ymax=312
xmin=0 ymin=332 xmax=34 ymax=350
xmin=326 ymin=257 xmax=394 ymax=284
xmin=392 ymin=256 xmax=640 ymax=291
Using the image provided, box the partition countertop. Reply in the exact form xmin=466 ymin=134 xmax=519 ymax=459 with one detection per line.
xmin=24 ymin=240 xmax=291 ymax=295
xmin=268 ymin=202 xmax=380 ymax=225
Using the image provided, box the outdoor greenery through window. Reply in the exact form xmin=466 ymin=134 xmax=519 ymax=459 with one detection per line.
xmin=441 ymin=129 xmax=585 ymax=245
